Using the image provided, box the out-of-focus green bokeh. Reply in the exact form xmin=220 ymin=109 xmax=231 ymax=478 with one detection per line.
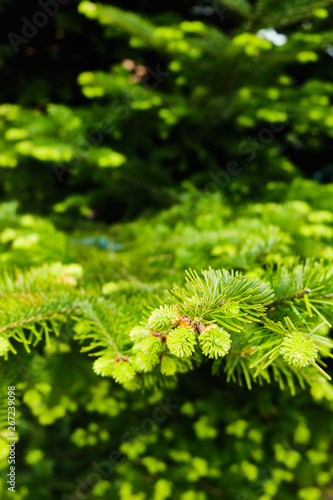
xmin=1 ymin=0 xmax=333 ymax=220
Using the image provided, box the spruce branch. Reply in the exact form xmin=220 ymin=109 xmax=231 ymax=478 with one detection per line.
xmin=96 ymin=262 xmax=333 ymax=391
xmin=216 ymin=0 xmax=252 ymax=18
xmin=0 ymin=264 xmax=82 ymax=355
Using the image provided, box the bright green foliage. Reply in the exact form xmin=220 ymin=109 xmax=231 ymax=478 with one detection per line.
xmin=199 ymin=325 xmax=232 ymax=359
xmin=0 ymin=263 xmax=81 ymax=357
xmin=136 ymin=336 xmax=162 ymax=356
xmin=0 ymin=201 xmax=69 ymax=267
xmin=0 ymin=337 xmax=10 ymax=356
xmin=0 ymin=185 xmax=333 ymax=499
xmin=220 ymin=302 xmax=240 ymax=317
xmin=167 ymin=326 xmax=197 ymax=358
xmin=130 ymin=326 xmax=151 ymax=342
xmin=1 ymin=181 xmax=333 ymax=396
xmin=112 ymin=360 xmax=136 ymax=384
xmin=280 ymin=331 xmax=318 ymax=368
xmin=132 ymin=349 xmax=160 ymax=374
xmin=148 ymin=305 xmax=180 ymax=333
xmin=122 ymin=264 xmax=333 ymax=391
xmin=93 ymin=356 xmax=115 ymax=377
xmin=1 ymin=0 xmax=333 ymax=497
xmin=2 ymin=0 xmax=333 ymax=216
xmin=160 ymin=356 xmax=178 ymax=376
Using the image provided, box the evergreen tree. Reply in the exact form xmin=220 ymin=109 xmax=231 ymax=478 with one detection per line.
xmin=1 ymin=1 xmax=333 ymax=499
xmin=1 ymin=181 xmax=333 ymax=498
xmin=1 ymin=0 xmax=333 ymax=217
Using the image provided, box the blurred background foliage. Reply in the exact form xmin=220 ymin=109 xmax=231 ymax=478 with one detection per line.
xmin=1 ymin=0 xmax=333 ymax=219
xmin=1 ymin=0 xmax=333 ymax=498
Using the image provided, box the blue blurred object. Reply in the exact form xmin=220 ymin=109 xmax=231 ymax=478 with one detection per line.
xmin=313 ymin=165 xmax=333 ymax=182
xmin=71 ymin=236 xmax=124 ymax=251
